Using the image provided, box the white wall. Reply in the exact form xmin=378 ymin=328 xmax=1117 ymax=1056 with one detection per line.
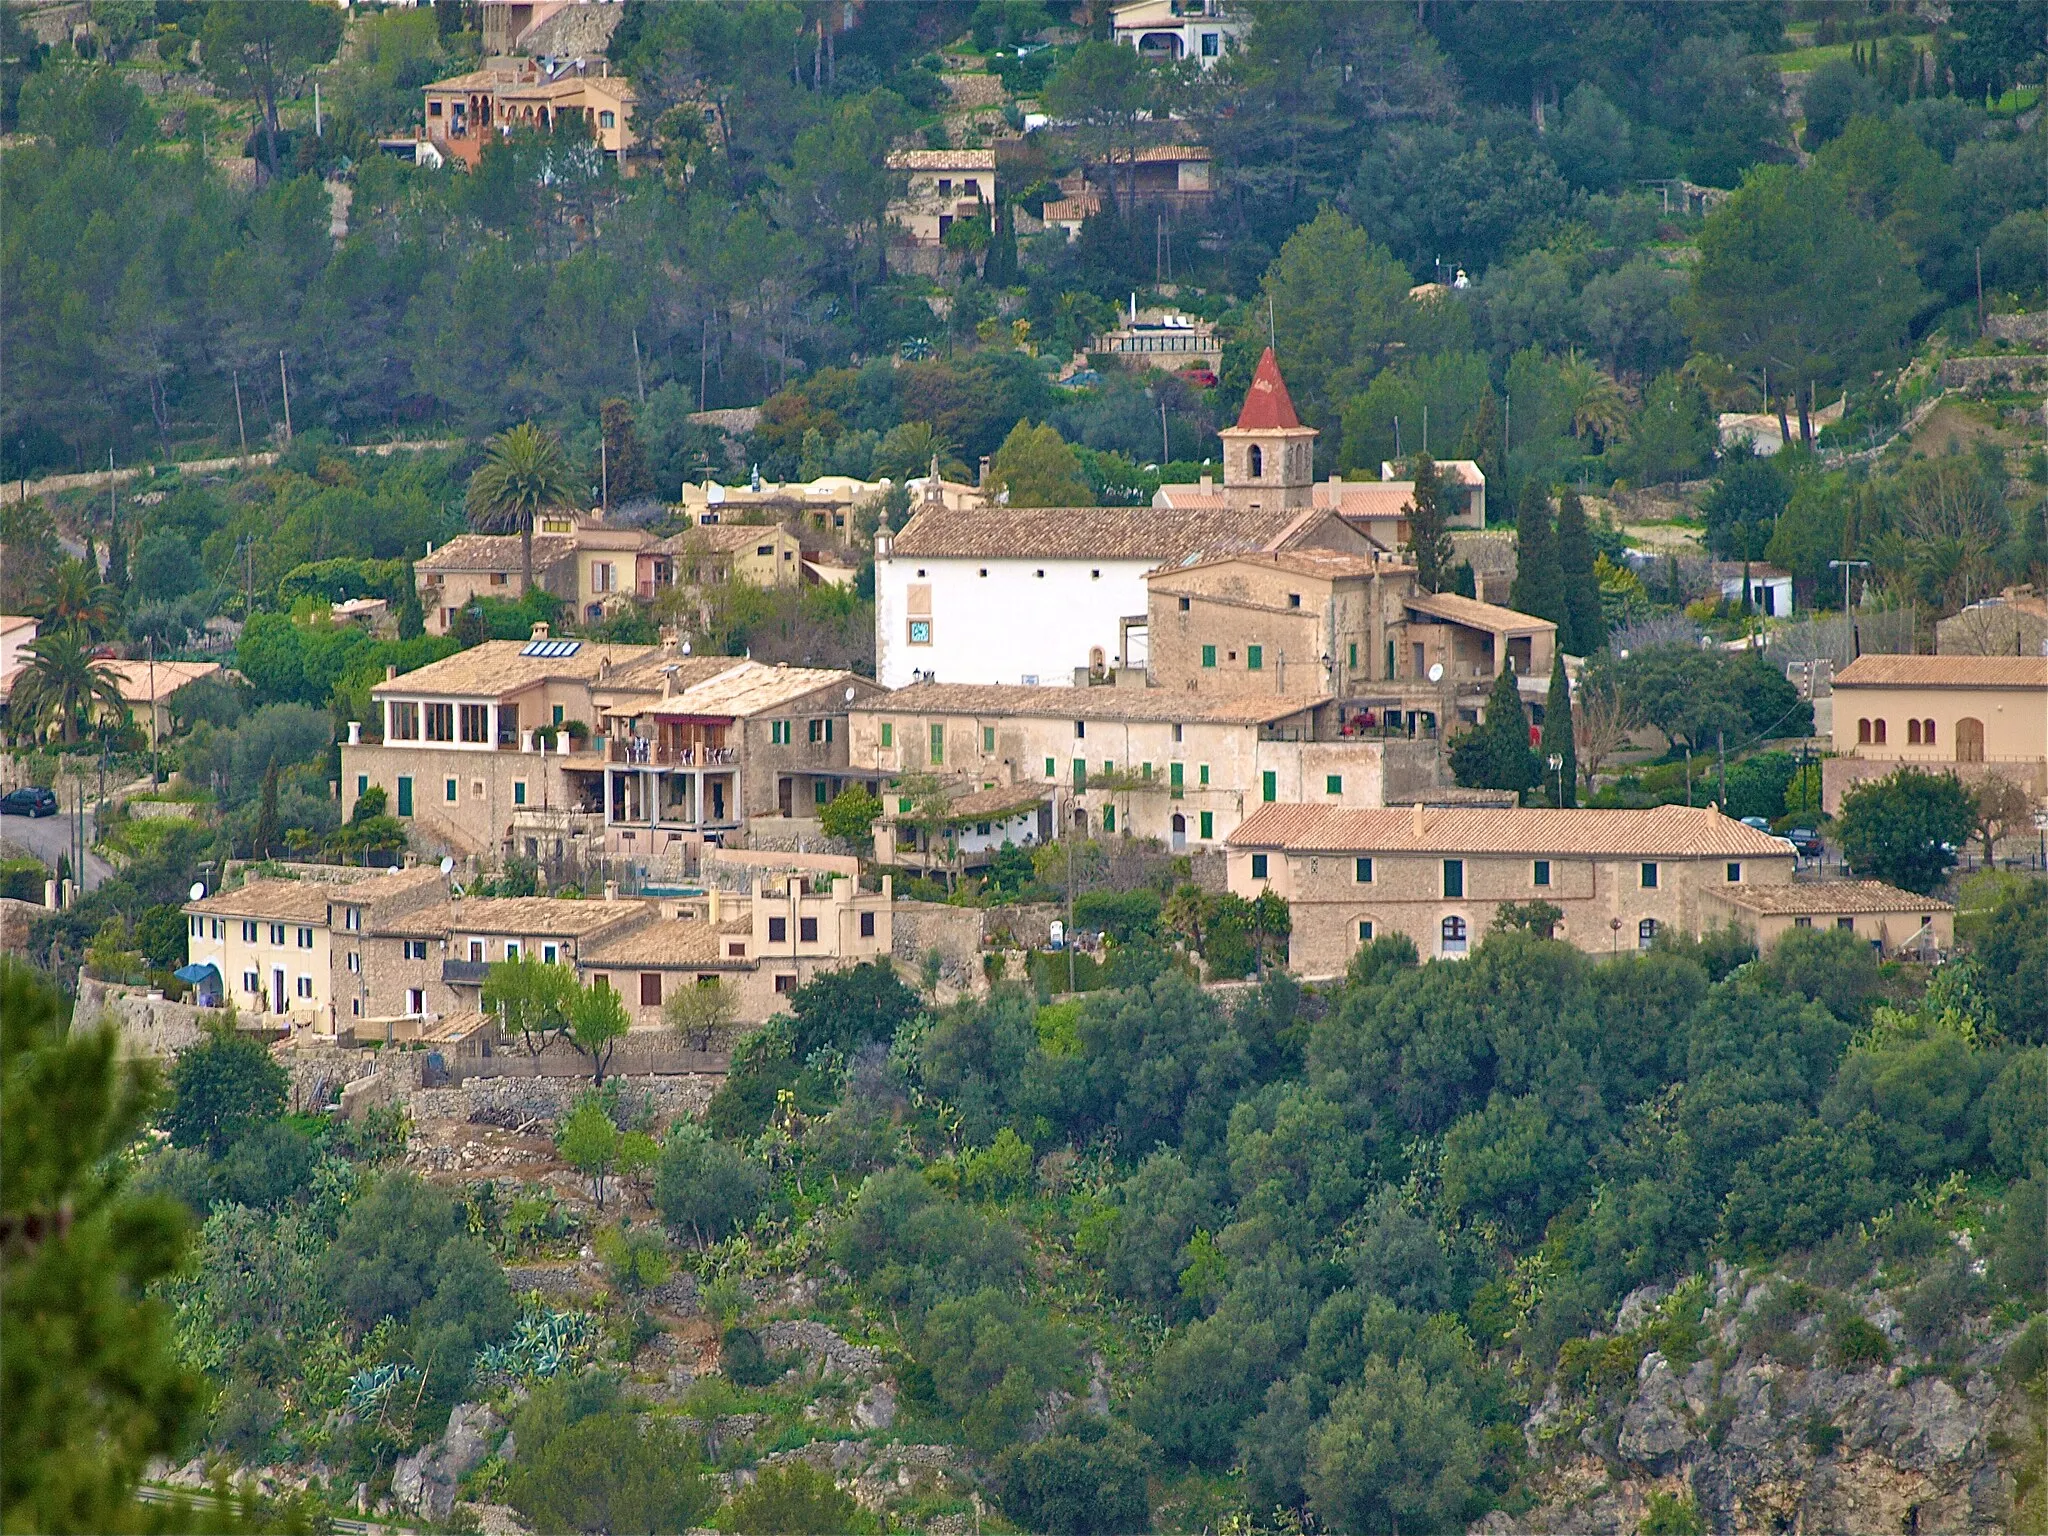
xmin=876 ymin=554 xmax=1157 ymax=688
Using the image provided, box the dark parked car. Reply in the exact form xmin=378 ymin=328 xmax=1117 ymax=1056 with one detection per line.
xmin=1783 ymin=828 xmax=1824 ymax=858
xmin=0 ymin=786 xmax=58 ymax=818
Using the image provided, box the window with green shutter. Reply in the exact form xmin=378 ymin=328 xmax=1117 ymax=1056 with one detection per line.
xmin=1356 ymin=857 xmax=1373 ymax=883
xmin=1199 ymin=810 xmax=1213 ymax=839
xmin=880 ymin=722 xmax=893 ymax=748
xmin=396 ymin=776 xmax=412 ymax=816
xmin=1246 ymin=644 xmax=1263 ymax=670
xmin=1045 ymin=757 xmax=1056 ymax=778
xmin=1199 ymin=764 xmax=1210 ymax=786
xmin=1262 ymin=770 xmax=1276 ymax=802
xmin=1443 ymin=859 xmax=1464 ymax=898
xmin=1201 ymin=644 xmax=1216 ymax=668
xmin=1349 ymin=642 xmax=1357 ymax=668
xmin=1169 ymin=762 xmax=1183 ymax=795
xmin=929 ymin=723 xmax=944 ymax=765
xmin=514 ymin=781 xmax=526 ymax=806
xmin=983 ymin=725 xmax=995 ymax=752
xmin=1325 ymin=774 xmax=1342 ymax=795
xmin=1102 ymin=804 xmax=1115 ymax=832
xmin=1250 ymin=853 xmax=1268 ymax=878
xmin=1073 ymin=758 xmax=1086 ymax=789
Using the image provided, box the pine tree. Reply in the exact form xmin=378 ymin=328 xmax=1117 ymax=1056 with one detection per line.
xmin=1540 ymin=649 xmax=1577 ymax=807
xmin=1508 ymin=480 xmax=1565 ymax=624
xmin=396 ymin=575 xmax=425 ymax=641
xmin=1402 ymin=453 xmax=1454 ymax=594
xmin=253 ymin=761 xmax=279 ymax=859
xmin=1456 ymin=390 xmax=1505 ymax=512
xmin=1449 ymin=667 xmax=1538 ymax=796
xmin=1556 ymin=487 xmax=1606 ymax=656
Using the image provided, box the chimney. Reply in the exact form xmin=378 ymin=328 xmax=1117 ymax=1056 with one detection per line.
xmin=708 ymin=887 xmax=722 ymax=924
xmin=531 ymin=621 xmax=550 ymax=640
xmin=1199 ymin=473 xmax=1212 ymax=491
xmin=385 ymin=664 xmax=398 ymax=681
xmin=603 ymin=880 xmax=619 ymax=902
xmin=1411 ymin=801 xmax=1426 ymax=837
xmin=978 ymin=455 xmax=992 ymax=487
xmin=347 ymin=721 xmax=361 ymax=745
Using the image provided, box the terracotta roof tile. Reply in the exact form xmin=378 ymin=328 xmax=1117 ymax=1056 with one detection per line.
xmin=1405 ymin=591 xmax=1556 ymax=633
xmin=1832 ymin=655 xmax=2048 ymax=689
xmin=1233 ymin=348 xmax=1301 ymax=431
xmin=1714 ymin=880 xmax=1953 ymax=916
xmin=188 ymin=879 xmax=336 ymax=923
xmin=863 ymin=682 xmax=1326 ymax=725
xmin=580 ymin=918 xmax=745 ymax=969
xmin=1227 ymin=803 xmax=1797 ymax=858
xmin=889 ymin=502 xmax=1309 ymax=561
xmin=887 ymin=149 xmax=997 ymax=169
xmin=402 ymin=896 xmax=654 ymax=939
xmin=371 ymin=638 xmax=658 ymax=699
xmin=417 ymin=532 xmax=577 ymax=573
xmin=649 ymin=660 xmax=877 ymax=718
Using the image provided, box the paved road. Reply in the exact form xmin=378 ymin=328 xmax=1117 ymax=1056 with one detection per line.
xmin=0 ymin=800 xmax=113 ymax=892
xmin=137 ymin=1483 xmax=417 ymax=1536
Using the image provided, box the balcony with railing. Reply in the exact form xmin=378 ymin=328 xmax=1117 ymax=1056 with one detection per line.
xmin=607 ymin=738 xmax=740 ymax=768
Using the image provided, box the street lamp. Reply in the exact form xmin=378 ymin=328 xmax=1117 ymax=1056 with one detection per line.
xmin=1828 ymin=559 xmax=1871 ymax=615
xmin=1547 ymin=752 xmax=1564 ymax=808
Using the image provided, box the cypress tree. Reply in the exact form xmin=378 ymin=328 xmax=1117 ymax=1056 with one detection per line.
xmin=1449 ymin=667 xmax=1538 ymax=797
xmin=1508 ymin=480 xmax=1565 ymax=624
xmin=1402 ymin=454 xmax=1453 ymax=594
xmin=1540 ymin=649 xmax=1577 ymax=807
xmin=1555 ymin=486 xmax=1605 ymax=656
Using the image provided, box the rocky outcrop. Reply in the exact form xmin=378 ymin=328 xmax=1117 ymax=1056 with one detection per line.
xmin=1495 ymin=1269 xmax=2024 ymax=1536
xmin=392 ymin=1402 xmax=504 ymax=1524
xmin=760 ymin=1318 xmax=887 ymax=1381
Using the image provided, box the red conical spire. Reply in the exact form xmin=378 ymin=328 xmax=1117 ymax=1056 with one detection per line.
xmin=1234 ymin=347 xmax=1301 ymax=431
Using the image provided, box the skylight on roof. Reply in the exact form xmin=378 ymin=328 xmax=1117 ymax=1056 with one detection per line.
xmin=520 ymin=639 xmax=583 ymax=658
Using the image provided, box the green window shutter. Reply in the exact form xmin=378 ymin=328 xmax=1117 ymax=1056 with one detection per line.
xmin=983 ymin=726 xmax=995 ymax=752
xmin=1325 ymin=774 xmax=1342 ymax=795
xmin=444 ymin=777 xmax=457 ymax=803
xmin=1073 ymin=758 xmax=1086 ymax=789
xmin=1349 ymin=642 xmax=1358 ymax=668
xmin=1201 ymin=644 xmax=1216 ymax=668
xmin=514 ymin=781 xmax=526 ymax=806
xmin=1444 ymin=859 xmax=1464 ymax=899
xmin=1102 ymin=804 xmax=1115 ymax=832
xmin=1356 ymin=857 xmax=1372 ymax=883
xmin=815 ymin=780 xmax=829 ymax=804
xmin=396 ymin=776 xmax=412 ymax=816
xmin=898 ymin=796 xmax=912 ymax=813
xmin=930 ymin=723 xmax=944 ymax=764
xmin=1246 ymin=644 xmax=1263 ymax=670
xmin=880 ymin=722 xmax=893 ymax=748
xmin=552 ymin=704 xmax=564 ymax=724
xmin=1262 ymin=770 xmax=1276 ymax=802
xmin=1250 ymin=853 xmax=1268 ymax=878
xmin=1199 ymin=764 xmax=1209 ymax=786
xmin=1045 ymin=756 xmax=1056 ymax=778
xmin=355 ymin=774 xmax=367 ymax=797
xmin=1169 ymin=762 xmax=1183 ymax=788
xmin=1199 ymin=810 xmax=1213 ymax=839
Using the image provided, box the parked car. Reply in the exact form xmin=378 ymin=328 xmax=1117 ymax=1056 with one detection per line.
xmin=1783 ymin=827 xmax=1824 ymax=857
xmin=1739 ymin=815 xmax=1771 ymax=831
xmin=0 ymin=786 xmax=58 ymax=818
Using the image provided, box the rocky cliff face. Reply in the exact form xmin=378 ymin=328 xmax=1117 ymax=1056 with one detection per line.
xmin=1482 ymin=1263 xmax=2030 ymax=1535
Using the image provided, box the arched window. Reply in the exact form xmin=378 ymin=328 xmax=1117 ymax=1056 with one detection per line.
xmin=1873 ymin=719 xmax=1887 ymax=745
xmin=1908 ymin=719 xmax=1920 ymax=745
xmin=1922 ymin=719 xmax=1936 ymax=745
xmin=1440 ymin=915 xmax=1468 ymax=955
xmin=1638 ymin=918 xmax=1658 ymax=951
xmin=1248 ymin=444 xmax=1263 ymax=479
xmin=1858 ymin=718 xmax=1871 ymax=744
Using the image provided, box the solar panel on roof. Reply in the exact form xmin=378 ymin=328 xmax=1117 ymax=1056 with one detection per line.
xmin=519 ymin=639 xmax=583 ymax=658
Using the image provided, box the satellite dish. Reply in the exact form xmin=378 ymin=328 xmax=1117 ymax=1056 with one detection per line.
xmin=1427 ymin=662 xmax=1444 ymax=683
xmin=439 ymin=856 xmax=455 ymax=875
xmin=681 ymin=640 xmax=692 ymax=656
xmin=189 ymin=881 xmax=206 ymax=901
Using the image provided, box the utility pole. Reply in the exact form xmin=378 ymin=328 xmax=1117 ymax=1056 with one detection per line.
xmin=314 ymin=82 xmax=322 ymax=138
xmin=1717 ymin=728 xmax=1726 ymax=807
xmin=1159 ymin=398 xmax=1170 ymax=467
xmin=279 ymin=350 xmax=293 ymax=442
xmin=600 ymin=435 xmax=608 ymax=511
xmin=632 ymin=326 xmax=645 ymax=404
xmin=147 ymin=634 xmax=158 ymax=786
xmin=233 ymin=369 xmax=248 ymax=459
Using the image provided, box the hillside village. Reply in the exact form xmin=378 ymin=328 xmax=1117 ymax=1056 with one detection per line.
xmin=5 ymin=2 xmax=2048 ymax=1535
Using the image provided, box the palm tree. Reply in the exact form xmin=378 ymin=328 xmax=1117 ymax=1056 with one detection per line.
xmin=1557 ymin=350 xmax=1632 ymax=449
xmin=38 ymin=558 xmax=118 ymax=640
xmin=465 ymin=422 xmax=575 ymax=593
xmin=10 ymin=627 xmax=125 ymax=744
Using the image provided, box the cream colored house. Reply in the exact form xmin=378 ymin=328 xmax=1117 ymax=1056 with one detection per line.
xmin=1822 ymin=655 xmax=2048 ymax=812
xmin=886 ymin=149 xmax=997 ymax=246
xmin=848 ymin=682 xmax=1424 ymax=852
xmin=1226 ymin=803 xmax=1799 ymax=975
xmin=1111 ymin=0 xmax=1243 ymax=66
xmin=569 ymin=526 xmax=656 ymax=622
xmin=415 ymin=533 xmax=579 ymax=636
xmin=1703 ymin=880 xmax=1954 ymax=960
xmin=184 ymin=880 xmax=338 ymax=1025
xmin=424 ymin=58 xmax=636 ymax=169
xmin=650 ymin=522 xmax=805 ymax=592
